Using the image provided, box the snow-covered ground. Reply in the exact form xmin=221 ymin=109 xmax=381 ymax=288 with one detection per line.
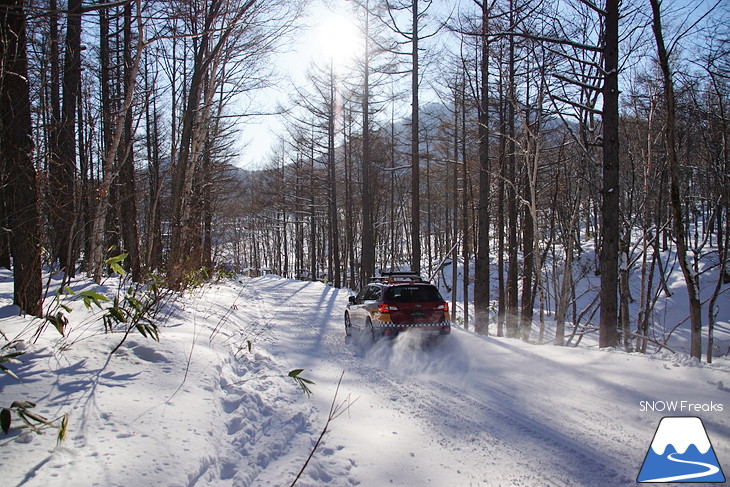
xmin=1 ymin=272 xmax=728 ymax=486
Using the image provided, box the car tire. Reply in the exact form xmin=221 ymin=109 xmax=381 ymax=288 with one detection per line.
xmin=344 ymin=312 xmax=352 ymax=337
xmin=367 ymin=318 xmax=379 ymax=342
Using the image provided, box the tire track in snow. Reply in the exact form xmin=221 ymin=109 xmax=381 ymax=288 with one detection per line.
xmin=340 ymin=357 xmax=573 ymax=486
xmin=423 ymin=379 xmax=631 ymax=486
xmin=311 ymin=330 xmax=559 ymax=485
xmin=333 ymin=332 xmax=636 ymax=486
xmin=236 ymin=278 xmax=641 ymax=486
xmin=265 ymin=284 xmax=571 ymax=486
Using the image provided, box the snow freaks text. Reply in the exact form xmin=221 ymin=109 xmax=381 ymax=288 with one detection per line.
xmin=639 ymin=401 xmax=724 ymax=413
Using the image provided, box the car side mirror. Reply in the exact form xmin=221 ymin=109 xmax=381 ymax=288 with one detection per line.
xmin=348 ymin=295 xmax=356 ymax=304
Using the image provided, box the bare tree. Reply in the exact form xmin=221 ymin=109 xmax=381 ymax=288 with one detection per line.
xmin=167 ymin=0 xmax=294 ymax=287
xmin=597 ymin=0 xmax=620 ymax=348
xmin=88 ymin=0 xmax=145 ymax=283
xmin=0 ymin=0 xmax=43 ymax=315
xmin=353 ymin=0 xmax=377 ymax=285
xmin=473 ymin=0 xmax=492 ymax=335
xmin=48 ymin=0 xmax=82 ymax=276
xmin=648 ymin=0 xmax=705 ymax=359
xmin=382 ymin=0 xmax=438 ymax=274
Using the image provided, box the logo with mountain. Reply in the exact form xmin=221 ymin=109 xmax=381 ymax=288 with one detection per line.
xmin=638 ymin=416 xmax=726 ymax=483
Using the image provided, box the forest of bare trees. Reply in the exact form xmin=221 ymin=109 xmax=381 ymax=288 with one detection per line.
xmin=0 ymin=0 xmax=728 ymax=361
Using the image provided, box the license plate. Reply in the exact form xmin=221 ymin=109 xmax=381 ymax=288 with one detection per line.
xmin=411 ymin=311 xmax=424 ymax=317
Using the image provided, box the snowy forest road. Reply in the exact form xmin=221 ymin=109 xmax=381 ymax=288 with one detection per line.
xmin=230 ymin=276 xmax=729 ymax=487
xmin=3 ymin=274 xmax=728 ymax=487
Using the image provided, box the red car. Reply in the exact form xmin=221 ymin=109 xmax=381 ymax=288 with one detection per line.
xmin=345 ymin=273 xmax=451 ymax=340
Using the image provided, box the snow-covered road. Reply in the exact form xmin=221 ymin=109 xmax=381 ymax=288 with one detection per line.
xmin=221 ymin=276 xmax=729 ymax=487
xmin=1 ymin=274 xmax=728 ymax=487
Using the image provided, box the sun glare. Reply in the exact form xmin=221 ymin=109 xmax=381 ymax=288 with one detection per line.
xmin=314 ymin=14 xmax=363 ymax=69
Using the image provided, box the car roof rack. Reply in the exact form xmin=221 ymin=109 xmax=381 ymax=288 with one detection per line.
xmin=370 ymin=271 xmax=426 ymax=284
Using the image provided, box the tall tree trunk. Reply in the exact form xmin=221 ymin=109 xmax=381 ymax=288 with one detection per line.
xmin=77 ymin=60 xmax=92 ymax=269
xmin=202 ymin=134 xmax=213 ymax=271
xmin=49 ymin=0 xmax=60 ymax=134
xmin=50 ymin=0 xmax=82 ymax=275
xmin=520 ymin=187 xmax=535 ymax=341
xmin=505 ymin=2 xmax=519 ymax=338
xmin=309 ymin=137 xmax=317 ymax=281
xmin=497 ymin=62 xmax=506 ymax=337
xmin=599 ymin=0 xmax=620 ymax=348
xmin=555 ymin=175 xmax=582 ymax=346
xmin=0 ymin=0 xmax=43 ymax=316
xmin=520 ymin=126 xmax=538 ymax=342
xmin=344 ymin=114 xmax=355 ymax=288
xmin=451 ymin=90 xmax=459 ymax=321
xmin=619 ymin=233 xmax=632 ymax=351
xmin=637 ymin=93 xmax=657 ymax=353
xmin=119 ymin=0 xmax=140 ymax=280
xmin=0 ymin=179 xmax=10 ymax=269
xmin=360 ymin=1 xmax=375 ymax=285
xmin=169 ymin=0 xmax=220 ymax=287
xmin=474 ymin=2 xmax=490 ymax=335
xmin=425 ymin=136 xmax=432 ymax=278
xmin=144 ymin=51 xmax=163 ymax=271
xmin=649 ymin=0 xmax=702 ymax=359
xmin=410 ymin=0 xmax=421 ymax=274
xmin=327 ymin=62 xmax=340 ymax=288
xmin=45 ymin=0 xmax=60 ymax=264
xmin=461 ymin=83 xmax=469 ymax=330
xmin=97 ymin=5 xmax=114 ymax=272
xmin=555 ymin=242 xmax=573 ymax=346
xmin=295 ymin=155 xmax=303 ymax=279
xmin=89 ymin=0 xmax=144 ymax=283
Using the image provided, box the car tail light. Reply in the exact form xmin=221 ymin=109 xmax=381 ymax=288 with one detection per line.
xmin=379 ymin=304 xmax=398 ymax=313
xmin=437 ymin=302 xmax=449 ymax=311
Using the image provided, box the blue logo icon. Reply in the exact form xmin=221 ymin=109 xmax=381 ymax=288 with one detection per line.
xmin=638 ymin=417 xmax=726 ymax=483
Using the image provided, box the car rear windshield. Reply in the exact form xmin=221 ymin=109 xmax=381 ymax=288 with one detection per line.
xmin=383 ymin=285 xmax=443 ymax=302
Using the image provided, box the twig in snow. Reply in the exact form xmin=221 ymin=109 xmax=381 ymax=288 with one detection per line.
xmin=289 ymin=371 xmax=355 ymax=487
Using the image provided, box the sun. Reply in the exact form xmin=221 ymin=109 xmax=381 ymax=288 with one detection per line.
xmin=313 ymin=13 xmax=363 ymax=69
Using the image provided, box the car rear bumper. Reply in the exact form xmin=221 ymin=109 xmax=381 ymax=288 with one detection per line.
xmin=375 ymin=322 xmax=451 ymax=336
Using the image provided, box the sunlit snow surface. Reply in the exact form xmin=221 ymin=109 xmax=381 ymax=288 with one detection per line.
xmin=1 ymin=272 xmax=728 ymax=486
